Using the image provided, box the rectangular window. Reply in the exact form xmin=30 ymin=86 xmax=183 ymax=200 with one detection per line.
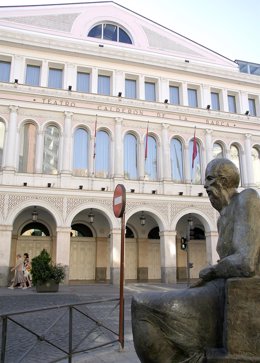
xmin=98 ymin=75 xmax=110 ymax=95
xmin=77 ymin=72 xmax=90 ymax=93
xmin=145 ymin=82 xmax=156 ymax=101
xmin=125 ymin=79 xmax=136 ymax=99
xmin=25 ymin=65 xmax=40 ymax=86
xmin=188 ymin=88 xmax=198 ymax=107
xmin=248 ymin=98 xmax=256 ymax=116
xmin=48 ymin=68 xmax=63 ymax=89
xmin=211 ymin=92 xmax=220 ymax=110
xmin=0 ymin=60 xmax=11 ymax=82
xmin=228 ymin=95 xmax=236 ymax=113
xmin=169 ymin=85 xmax=180 ymax=105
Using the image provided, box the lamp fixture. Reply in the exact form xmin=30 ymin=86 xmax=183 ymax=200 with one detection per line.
xmin=152 ymin=190 xmax=157 ymax=194
xmin=140 ymin=211 xmax=146 ymax=226
xmin=185 ymin=59 xmax=190 ymax=63
xmin=179 ymin=192 xmax=183 ymax=196
xmin=101 ymin=187 xmax=106 ymax=191
xmin=130 ymin=189 xmax=135 ymax=193
xmin=14 ymin=79 xmax=18 ymax=84
xmin=198 ymin=192 xmax=203 ymax=197
xmin=23 ymin=182 xmax=27 ymax=187
xmin=47 ymin=183 xmax=51 ymax=188
xmin=206 ymin=104 xmax=211 ymax=110
xmin=68 ymin=85 xmax=72 ymax=91
xmin=245 ymin=110 xmax=249 ymax=115
xmin=88 ymin=208 xmax=94 ymax=224
xmin=164 ymin=99 xmax=168 ymax=104
xmin=118 ymin=92 xmax=122 ymax=97
xmin=79 ymin=185 xmax=83 ymax=190
xmin=32 ymin=206 xmax=38 ymax=222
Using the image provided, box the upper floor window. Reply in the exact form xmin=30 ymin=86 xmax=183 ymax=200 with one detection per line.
xmin=145 ymin=82 xmax=156 ymax=102
xmin=230 ymin=144 xmax=241 ymax=185
xmin=248 ymin=98 xmax=256 ymax=116
xmin=211 ymin=92 xmax=220 ymax=110
xmin=189 ymin=138 xmax=201 ymax=184
xmin=188 ymin=88 xmax=198 ymax=108
xmin=125 ymin=79 xmax=136 ymax=99
xmin=124 ymin=133 xmax=138 ymax=179
xmin=95 ymin=130 xmax=110 ymax=178
xmin=77 ymin=72 xmax=90 ymax=93
xmin=170 ymin=138 xmax=183 ymax=182
xmin=73 ymin=128 xmax=89 ymax=176
xmin=48 ymin=67 xmax=63 ymax=89
xmin=43 ymin=125 xmax=60 ymax=174
xmin=228 ymin=95 xmax=237 ymax=113
xmin=19 ymin=122 xmax=37 ymax=173
xmin=88 ymin=23 xmax=132 ymax=44
xmin=25 ymin=65 xmax=40 ymax=86
xmin=0 ymin=60 xmax=11 ymax=82
xmin=98 ymin=75 xmax=110 ymax=95
xmin=169 ymin=86 xmax=180 ymax=105
xmin=213 ymin=142 xmax=224 ymax=159
xmin=0 ymin=120 xmax=5 ymax=169
xmin=252 ymin=146 xmax=260 ymax=185
xmin=145 ymin=135 xmax=157 ymax=180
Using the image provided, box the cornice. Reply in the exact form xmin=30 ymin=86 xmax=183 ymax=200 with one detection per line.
xmin=1 ymin=26 xmax=259 ymax=87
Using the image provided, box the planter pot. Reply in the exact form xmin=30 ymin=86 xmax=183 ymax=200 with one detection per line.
xmin=36 ymin=280 xmax=59 ymax=293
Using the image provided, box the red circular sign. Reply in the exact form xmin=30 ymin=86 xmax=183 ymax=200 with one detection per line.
xmin=113 ymin=184 xmax=126 ymax=218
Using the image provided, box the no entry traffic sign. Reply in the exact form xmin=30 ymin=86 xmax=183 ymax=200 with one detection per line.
xmin=113 ymin=184 xmax=126 ymax=218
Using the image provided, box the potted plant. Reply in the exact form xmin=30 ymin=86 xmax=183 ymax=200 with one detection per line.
xmin=31 ymin=249 xmax=65 ymax=292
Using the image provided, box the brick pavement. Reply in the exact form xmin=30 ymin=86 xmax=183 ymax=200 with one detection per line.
xmin=0 ymin=283 xmax=185 ymax=362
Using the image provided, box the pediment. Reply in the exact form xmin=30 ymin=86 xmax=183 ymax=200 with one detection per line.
xmin=0 ymin=1 xmax=236 ymax=69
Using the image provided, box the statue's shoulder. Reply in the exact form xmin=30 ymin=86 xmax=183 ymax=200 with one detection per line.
xmin=237 ymin=189 xmax=260 ymax=209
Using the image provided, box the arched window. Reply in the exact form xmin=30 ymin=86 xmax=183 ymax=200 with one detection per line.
xmin=145 ymin=135 xmax=157 ymax=180
xmin=19 ymin=122 xmax=37 ymax=173
xmin=0 ymin=120 xmax=5 ymax=169
xmin=125 ymin=226 xmax=135 ymax=238
xmin=213 ymin=142 xmax=224 ymax=159
xmin=43 ymin=125 xmax=60 ymax=174
xmin=71 ymin=223 xmax=93 ymax=237
xmin=170 ymin=138 xmax=183 ymax=182
xmin=252 ymin=146 xmax=260 ymax=185
xmin=230 ymin=144 xmax=241 ymax=185
xmin=73 ymin=128 xmax=89 ymax=176
xmin=124 ymin=133 xmax=137 ymax=179
xmin=148 ymin=227 xmax=160 ymax=240
xmin=21 ymin=222 xmax=50 ymax=236
xmin=95 ymin=130 xmax=110 ymax=177
xmin=189 ymin=139 xmax=201 ymax=184
xmin=88 ymin=23 xmax=132 ymax=44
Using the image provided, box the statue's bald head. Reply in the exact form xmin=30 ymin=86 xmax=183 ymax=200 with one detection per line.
xmin=205 ymin=158 xmax=240 ymax=189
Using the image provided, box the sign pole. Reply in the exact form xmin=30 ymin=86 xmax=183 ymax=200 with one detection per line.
xmin=113 ymin=184 xmax=126 ymax=351
xmin=119 ymin=211 xmax=125 ymax=349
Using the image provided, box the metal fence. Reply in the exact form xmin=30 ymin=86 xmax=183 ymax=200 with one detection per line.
xmin=0 ymin=297 xmax=122 ymax=363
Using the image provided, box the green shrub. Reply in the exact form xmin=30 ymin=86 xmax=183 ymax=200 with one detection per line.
xmin=31 ymin=249 xmax=65 ymax=285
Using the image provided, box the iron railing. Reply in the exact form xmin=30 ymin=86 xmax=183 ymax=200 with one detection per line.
xmin=0 ymin=297 xmax=122 ymax=363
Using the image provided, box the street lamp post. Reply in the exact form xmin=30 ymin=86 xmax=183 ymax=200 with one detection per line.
xmin=186 ymin=216 xmax=193 ymax=286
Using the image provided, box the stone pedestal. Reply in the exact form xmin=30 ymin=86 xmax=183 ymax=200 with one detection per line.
xmin=208 ymin=277 xmax=260 ymax=362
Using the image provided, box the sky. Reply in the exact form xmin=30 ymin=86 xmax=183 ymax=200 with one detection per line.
xmin=1 ymin=0 xmax=259 ymax=64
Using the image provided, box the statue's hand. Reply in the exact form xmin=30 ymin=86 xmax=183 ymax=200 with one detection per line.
xmin=199 ymin=265 xmax=216 ymax=282
xmin=189 ymin=278 xmax=205 ymax=288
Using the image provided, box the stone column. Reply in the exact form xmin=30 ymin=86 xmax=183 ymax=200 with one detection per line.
xmin=161 ymin=123 xmax=171 ymax=180
xmin=66 ymin=63 xmax=76 ymax=90
xmin=160 ymin=77 xmax=169 ymax=103
xmin=205 ymin=231 xmax=219 ymax=265
xmin=56 ymin=227 xmax=71 ymax=284
xmin=241 ymin=149 xmax=248 ymax=187
xmin=244 ymin=134 xmax=254 ymax=187
xmin=109 ymin=228 xmax=121 ymax=285
xmin=114 ymin=70 xmax=124 ymax=96
xmin=61 ymin=112 xmax=73 ymax=174
xmin=91 ymin=67 xmax=98 ymax=94
xmin=239 ymin=91 xmax=248 ymax=114
xmin=221 ymin=89 xmax=229 ymax=112
xmin=3 ymin=106 xmax=18 ymax=171
xmin=202 ymin=84 xmax=211 ymax=108
xmin=13 ymin=55 xmax=24 ymax=83
xmin=0 ymin=225 xmax=12 ymax=287
xmin=35 ymin=130 xmax=44 ymax=173
xmin=181 ymin=82 xmax=188 ymax=106
xmin=114 ymin=118 xmax=123 ymax=177
xmin=160 ymin=230 xmax=177 ymax=283
xmin=205 ymin=129 xmax=213 ymax=165
xmin=139 ymin=75 xmax=145 ymax=100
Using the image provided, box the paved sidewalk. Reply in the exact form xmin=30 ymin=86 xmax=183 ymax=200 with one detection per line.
xmin=0 ymin=283 xmax=185 ymax=362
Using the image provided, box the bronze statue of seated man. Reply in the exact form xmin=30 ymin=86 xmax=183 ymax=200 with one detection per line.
xmin=132 ymin=158 xmax=260 ymax=363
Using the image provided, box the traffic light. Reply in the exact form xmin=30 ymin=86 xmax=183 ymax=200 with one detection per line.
xmin=181 ymin=237 xmax=187 ymax=250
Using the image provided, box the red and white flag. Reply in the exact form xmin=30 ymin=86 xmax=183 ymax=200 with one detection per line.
xmin=192 ymin=127 xmax=197 ymax=169
xmin=145 ymin=122 xmax=149 ymax=160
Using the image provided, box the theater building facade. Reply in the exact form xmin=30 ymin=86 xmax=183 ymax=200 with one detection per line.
xmin=0 ymin=2 xmax=259 ymax=286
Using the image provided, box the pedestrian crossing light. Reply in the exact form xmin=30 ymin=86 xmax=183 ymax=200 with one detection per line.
xmin=181 ymin=237 xmax=187 ymax=250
